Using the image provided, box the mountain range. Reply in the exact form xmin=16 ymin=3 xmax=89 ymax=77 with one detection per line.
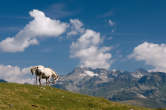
xmin=55 ymin=67 xmax=166 ymax=108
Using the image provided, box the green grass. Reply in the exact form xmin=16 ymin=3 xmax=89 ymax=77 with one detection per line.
xmin=0 ymin=83 xmax=162 ymax=110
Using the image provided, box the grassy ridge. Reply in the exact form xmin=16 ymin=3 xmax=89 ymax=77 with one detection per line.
xmin=0 ymin=83 xmax=161 ymax=110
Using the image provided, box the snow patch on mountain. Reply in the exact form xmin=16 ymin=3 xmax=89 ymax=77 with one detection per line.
xmin=132 ymin=72 xmax=144 ymax=78
xmin=137 ymin=93 xmax=147 ymax=99
xmin=83 ymin=70 xmax=98 ymax=77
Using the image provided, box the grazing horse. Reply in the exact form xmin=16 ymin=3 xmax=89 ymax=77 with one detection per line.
xmin=36 ymin=66 xmax=59 ymax=85
xmin=30 ymin=65 xmax=59 ymax=85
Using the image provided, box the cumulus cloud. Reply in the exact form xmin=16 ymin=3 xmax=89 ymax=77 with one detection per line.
xmin=129 ymin=42 xmax=166 ymax=72
xmin=0 ymin=65 xmax=33 ymax=84
xmin=0 ymin=9 xmax=68 ymax=52
xmin=67 ymin=19 xmax=84 ymax=36
xmin=70 ymin=29 xmax=112 ymax=69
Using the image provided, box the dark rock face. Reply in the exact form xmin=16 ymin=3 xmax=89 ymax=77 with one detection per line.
xmin=55 ymin=67 xmax=166 ymax=108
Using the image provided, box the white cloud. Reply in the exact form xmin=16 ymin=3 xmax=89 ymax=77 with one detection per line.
xmin=129 ymin=42 xmax=166 ymax=72
xmin=0 ymin=65 xmax=33 ymax=84
xmin=0 ymin=9 xmax=68 ymax=52
xmin=108 ymin=19 xmax=115 ymax=27
xmin=70 ymin=29 xmax=112 ymax=69
xmin=67 ymin=19 xmax=84 ymax=36
xmin=108 ymin=19 xmax=116 ymax=32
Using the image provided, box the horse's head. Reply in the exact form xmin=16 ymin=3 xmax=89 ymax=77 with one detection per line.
xmin=30 ymin=66 xmax=37 ymax=75
xmin=52 ymin=73 xmax=59 ymax=84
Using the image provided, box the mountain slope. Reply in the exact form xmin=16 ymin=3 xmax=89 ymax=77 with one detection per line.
xmin=55 ymin=67 xmax=166 ymax=108
xmin=0 ymin=83 xmax=156 ymax=110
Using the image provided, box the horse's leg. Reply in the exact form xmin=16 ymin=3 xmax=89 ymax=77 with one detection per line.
xmin=46 ymin=77 xmax=49 ymax=86
xmin=46 ymin=78 xmax=47 ymax=86
xmin=35 ymin=75 xmax=37 ymax=84
xmin=48 ymin=78 xmax=51 ymax=86
xmin=39 ymin=76 xmax=42 ymax=86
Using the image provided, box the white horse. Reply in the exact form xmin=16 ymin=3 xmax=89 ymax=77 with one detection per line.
xmin=30 ymin=65 xmax=59 ymax=86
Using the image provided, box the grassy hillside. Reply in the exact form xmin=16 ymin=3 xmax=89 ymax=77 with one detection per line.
xmin=0 ymin=83 xmax=163 ymax=110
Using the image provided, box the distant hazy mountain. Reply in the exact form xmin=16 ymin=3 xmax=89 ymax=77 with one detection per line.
xmin=55 ymin=67 xmax=166 ymax=108
xmin=0 ymin=79 xmax=7 ymax=83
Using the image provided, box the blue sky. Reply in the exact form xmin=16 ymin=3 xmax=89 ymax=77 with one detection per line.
xmin=0 ymin=0 xmax=166 ymax=81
